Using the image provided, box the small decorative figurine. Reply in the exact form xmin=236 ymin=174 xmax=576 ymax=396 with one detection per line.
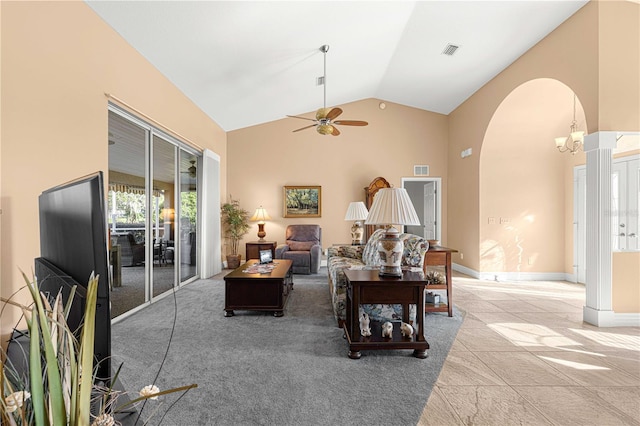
xmin=359 ymin=313 xmax=372 ymax=337
xmin=381 ymin=321 xmax=393 ymax=338
xmin=401 ymin=322 xmax=414 ymax=338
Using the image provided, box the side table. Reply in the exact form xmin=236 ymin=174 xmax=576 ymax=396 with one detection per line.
xmin=343 ymin=269 xmax=429 ymax=359
xmin=246 ymin=241 xmax=277 ymax=260
xmin=423 ymin=245 xmax=458 ymax=317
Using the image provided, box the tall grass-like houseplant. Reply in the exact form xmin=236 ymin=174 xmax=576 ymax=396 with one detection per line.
xmin=1 ymin=273 xmax=196 ymax=425
xmin=221 ymin=196 xmax=250 ymax=269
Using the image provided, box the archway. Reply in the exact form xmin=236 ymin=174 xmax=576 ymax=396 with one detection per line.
xmin=478 ymin=78 xmax=586 ymax=280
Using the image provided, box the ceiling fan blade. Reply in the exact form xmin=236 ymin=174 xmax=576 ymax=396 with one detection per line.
xmin=293 ymin=124 xmax=317 ymax=132
xmin=333 ymin=120 xmax=368 ymax=126
xmin=326 ymin=107 xmax=343 ymax=120
xmin=331 ymin=126 xmax=341 ymax=136
xmin=287 ymin=115 xmax=317 ymax=122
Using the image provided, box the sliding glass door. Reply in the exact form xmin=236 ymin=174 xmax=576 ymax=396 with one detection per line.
xmin=108 ymin=106 xmax=200 ymax=319
xmin=152 ymin=135 xmax=177 ymax=298
xmin=179 ymin=149 xmax=198 ymax=282
xmin=108 ymin=111 xmax=148 ymax=317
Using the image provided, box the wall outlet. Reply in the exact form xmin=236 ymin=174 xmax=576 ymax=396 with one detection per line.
xmin=460 ymin=253 xmax=464 ymax=260
xmin=488 ymin=217 xmax=496 ymax=225
xmin=500 ymin=217 xmax=511 ymax=224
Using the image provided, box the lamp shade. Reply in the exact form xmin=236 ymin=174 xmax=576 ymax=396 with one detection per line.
xmin=344 ymin=201 xmax=369 ymax=221
xmin=250 ymin=207 xmax=271 ymax=223
xmin=365 ymin=188 xmax=420 ymax=226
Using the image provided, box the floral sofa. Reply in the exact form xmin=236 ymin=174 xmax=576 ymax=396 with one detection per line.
xmin=327 ymin=228 xmax=429 ymax=327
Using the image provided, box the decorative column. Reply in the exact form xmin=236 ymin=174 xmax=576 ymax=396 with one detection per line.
xmin=583 ymin=131 xmax=617 ymax=326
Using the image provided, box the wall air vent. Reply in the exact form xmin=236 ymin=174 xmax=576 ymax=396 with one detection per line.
xmin=442 ymin=44 xmax=460 ymax=56
xmin=414 ymin=165 xmax=429 ymax=176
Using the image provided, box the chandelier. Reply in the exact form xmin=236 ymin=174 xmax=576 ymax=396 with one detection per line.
xmin=555 ymin=94 xmax=585 ymax=155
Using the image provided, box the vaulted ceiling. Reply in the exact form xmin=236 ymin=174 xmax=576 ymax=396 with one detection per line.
xmin=87 ymin=1 xmax=588 ymax=132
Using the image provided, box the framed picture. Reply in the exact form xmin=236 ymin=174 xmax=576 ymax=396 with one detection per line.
xmin=283 ymin=186 xmax=321 ymax=218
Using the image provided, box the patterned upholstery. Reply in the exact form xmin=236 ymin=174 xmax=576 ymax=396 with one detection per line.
xmin=327 ymin=229 xmax=429 ymax=327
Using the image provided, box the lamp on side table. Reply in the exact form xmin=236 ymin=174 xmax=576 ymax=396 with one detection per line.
xmin=250 ymin=206 xmax=271 ymax=242
xmin=365 ymin=188 xmax=420 ymax=277
xmin=344 ymin=201 xmax=369 ymax=245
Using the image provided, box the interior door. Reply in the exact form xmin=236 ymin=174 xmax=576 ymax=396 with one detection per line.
xmin=612 ymin=162 xmax=626 ymax=251
xmin=402 ymin=178 xmax=440 ymax=241
xmin=628 ymin=159 xmax=639 ymax=250
xmin=423 ymin=182 xmax=436 ymax=240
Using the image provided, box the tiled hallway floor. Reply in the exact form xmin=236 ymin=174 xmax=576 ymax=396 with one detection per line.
xmin=419 ymin=274 xmax=640 ymax=425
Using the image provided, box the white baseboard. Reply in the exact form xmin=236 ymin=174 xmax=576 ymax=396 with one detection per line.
xmin=452 ymin=263 xmax=577 ymax=282
xmin=583 ymin=306 xmax=640 ymax=327
xmin=452 ymin=263 xmax=479 ymax=279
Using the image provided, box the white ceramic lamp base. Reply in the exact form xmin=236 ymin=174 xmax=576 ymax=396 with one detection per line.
xmin=350 ymin=221 xmax=364 ymax=245
xmin=377 ymin=227 xmax=404 ymax=277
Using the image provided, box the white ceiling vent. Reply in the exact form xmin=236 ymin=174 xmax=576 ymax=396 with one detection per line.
xmin=414 ymin=165 xmax=429 ymax=176
xmin=442 ymin=44 xmax=460 ymax=56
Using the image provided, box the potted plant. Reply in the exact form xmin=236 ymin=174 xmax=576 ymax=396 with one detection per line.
xmin=221 ymin=196 xmax=250 ymax=269
xmin=1 ymin=272 xmax=196 ymax=425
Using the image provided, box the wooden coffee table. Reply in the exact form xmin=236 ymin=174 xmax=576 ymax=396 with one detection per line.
xmin=224 ymin=259 xmax=293 ymax=317
xmin=343 ymin=268 xmax=429 ymax=359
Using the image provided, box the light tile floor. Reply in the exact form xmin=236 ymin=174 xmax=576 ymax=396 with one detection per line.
xmin=418 ymin=273 xmax=640 ymax=425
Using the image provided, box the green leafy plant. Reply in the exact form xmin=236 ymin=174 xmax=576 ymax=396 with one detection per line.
xmin=425 ymin=271 xmax=445 ymax=285
xmin=1 ymin=272 xmax=196 ymax=425
xmin=221 ymin=196 xmax=250 ymax=255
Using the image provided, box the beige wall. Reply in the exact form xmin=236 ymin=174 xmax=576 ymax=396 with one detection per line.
xmin=448 ymin=1 xmax=601 ymax=272
xmin=448 ymin=1 xmax=639 ymax=275
xmin=612 ymin=252 xmax=640 ymax=313
xmin=598 ymin=0 xmax=640 ymax=131
xmin=479 ymin=79 xmax=587 ymax=274
xmin=227 ymin=99 xmax=449 ymax=257
xmin=0 ymin=1 xmax=226 ymax=340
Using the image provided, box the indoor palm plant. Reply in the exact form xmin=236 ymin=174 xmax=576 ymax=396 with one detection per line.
xmin=221 ymin=196 xmax=250 ymax=269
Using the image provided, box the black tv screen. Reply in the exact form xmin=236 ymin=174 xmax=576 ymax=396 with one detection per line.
xmin=38 ymin=171 xmax=111 ymax=382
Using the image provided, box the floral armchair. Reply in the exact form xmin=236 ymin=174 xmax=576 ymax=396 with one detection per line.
xmin=327 ymin=229 xmax=428 ymax=327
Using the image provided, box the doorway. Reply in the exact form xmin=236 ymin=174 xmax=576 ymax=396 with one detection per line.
xmin=402 ymin=177 xmax=442 ymax=241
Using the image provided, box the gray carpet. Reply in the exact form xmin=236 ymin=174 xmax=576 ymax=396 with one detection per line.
xmin=111 ymin=267 xmax=464 ymax=425
xmin=110 ymin=263 xmax=197 ymax=318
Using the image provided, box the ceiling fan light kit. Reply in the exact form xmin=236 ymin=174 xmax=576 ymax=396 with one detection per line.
xmin=288 ymin=44 xmax=368 ymax=136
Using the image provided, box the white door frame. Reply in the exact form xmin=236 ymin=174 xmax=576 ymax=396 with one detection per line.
xmin=401 ymin=177 xmax=442 ymax=241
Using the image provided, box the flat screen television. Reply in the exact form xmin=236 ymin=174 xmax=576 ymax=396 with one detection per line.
xmin=37 ymin=171 xmax=111 ymax=382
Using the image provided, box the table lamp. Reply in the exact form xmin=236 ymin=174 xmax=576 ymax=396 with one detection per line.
xmin=344 ymin=201 xmax=369 ymax=245
xmin=364 ymin=188 xmax=420 ymax=277
xmin=250 ymin=206 xmax=271 ymax=242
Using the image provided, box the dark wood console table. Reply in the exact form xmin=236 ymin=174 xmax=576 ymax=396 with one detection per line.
xmin=246 ymin=241 xmax=277 ymax=260
xmin=423 ymin=245 xmax=458 ymax=317
xmin=343 ymin=269 xmax=429 ymax=359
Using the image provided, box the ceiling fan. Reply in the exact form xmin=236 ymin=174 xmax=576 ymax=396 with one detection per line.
xmin=181 ymin=160 xmax=197 ymax=178
xmin=288 ymin=45 xmax=368 ymax=136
